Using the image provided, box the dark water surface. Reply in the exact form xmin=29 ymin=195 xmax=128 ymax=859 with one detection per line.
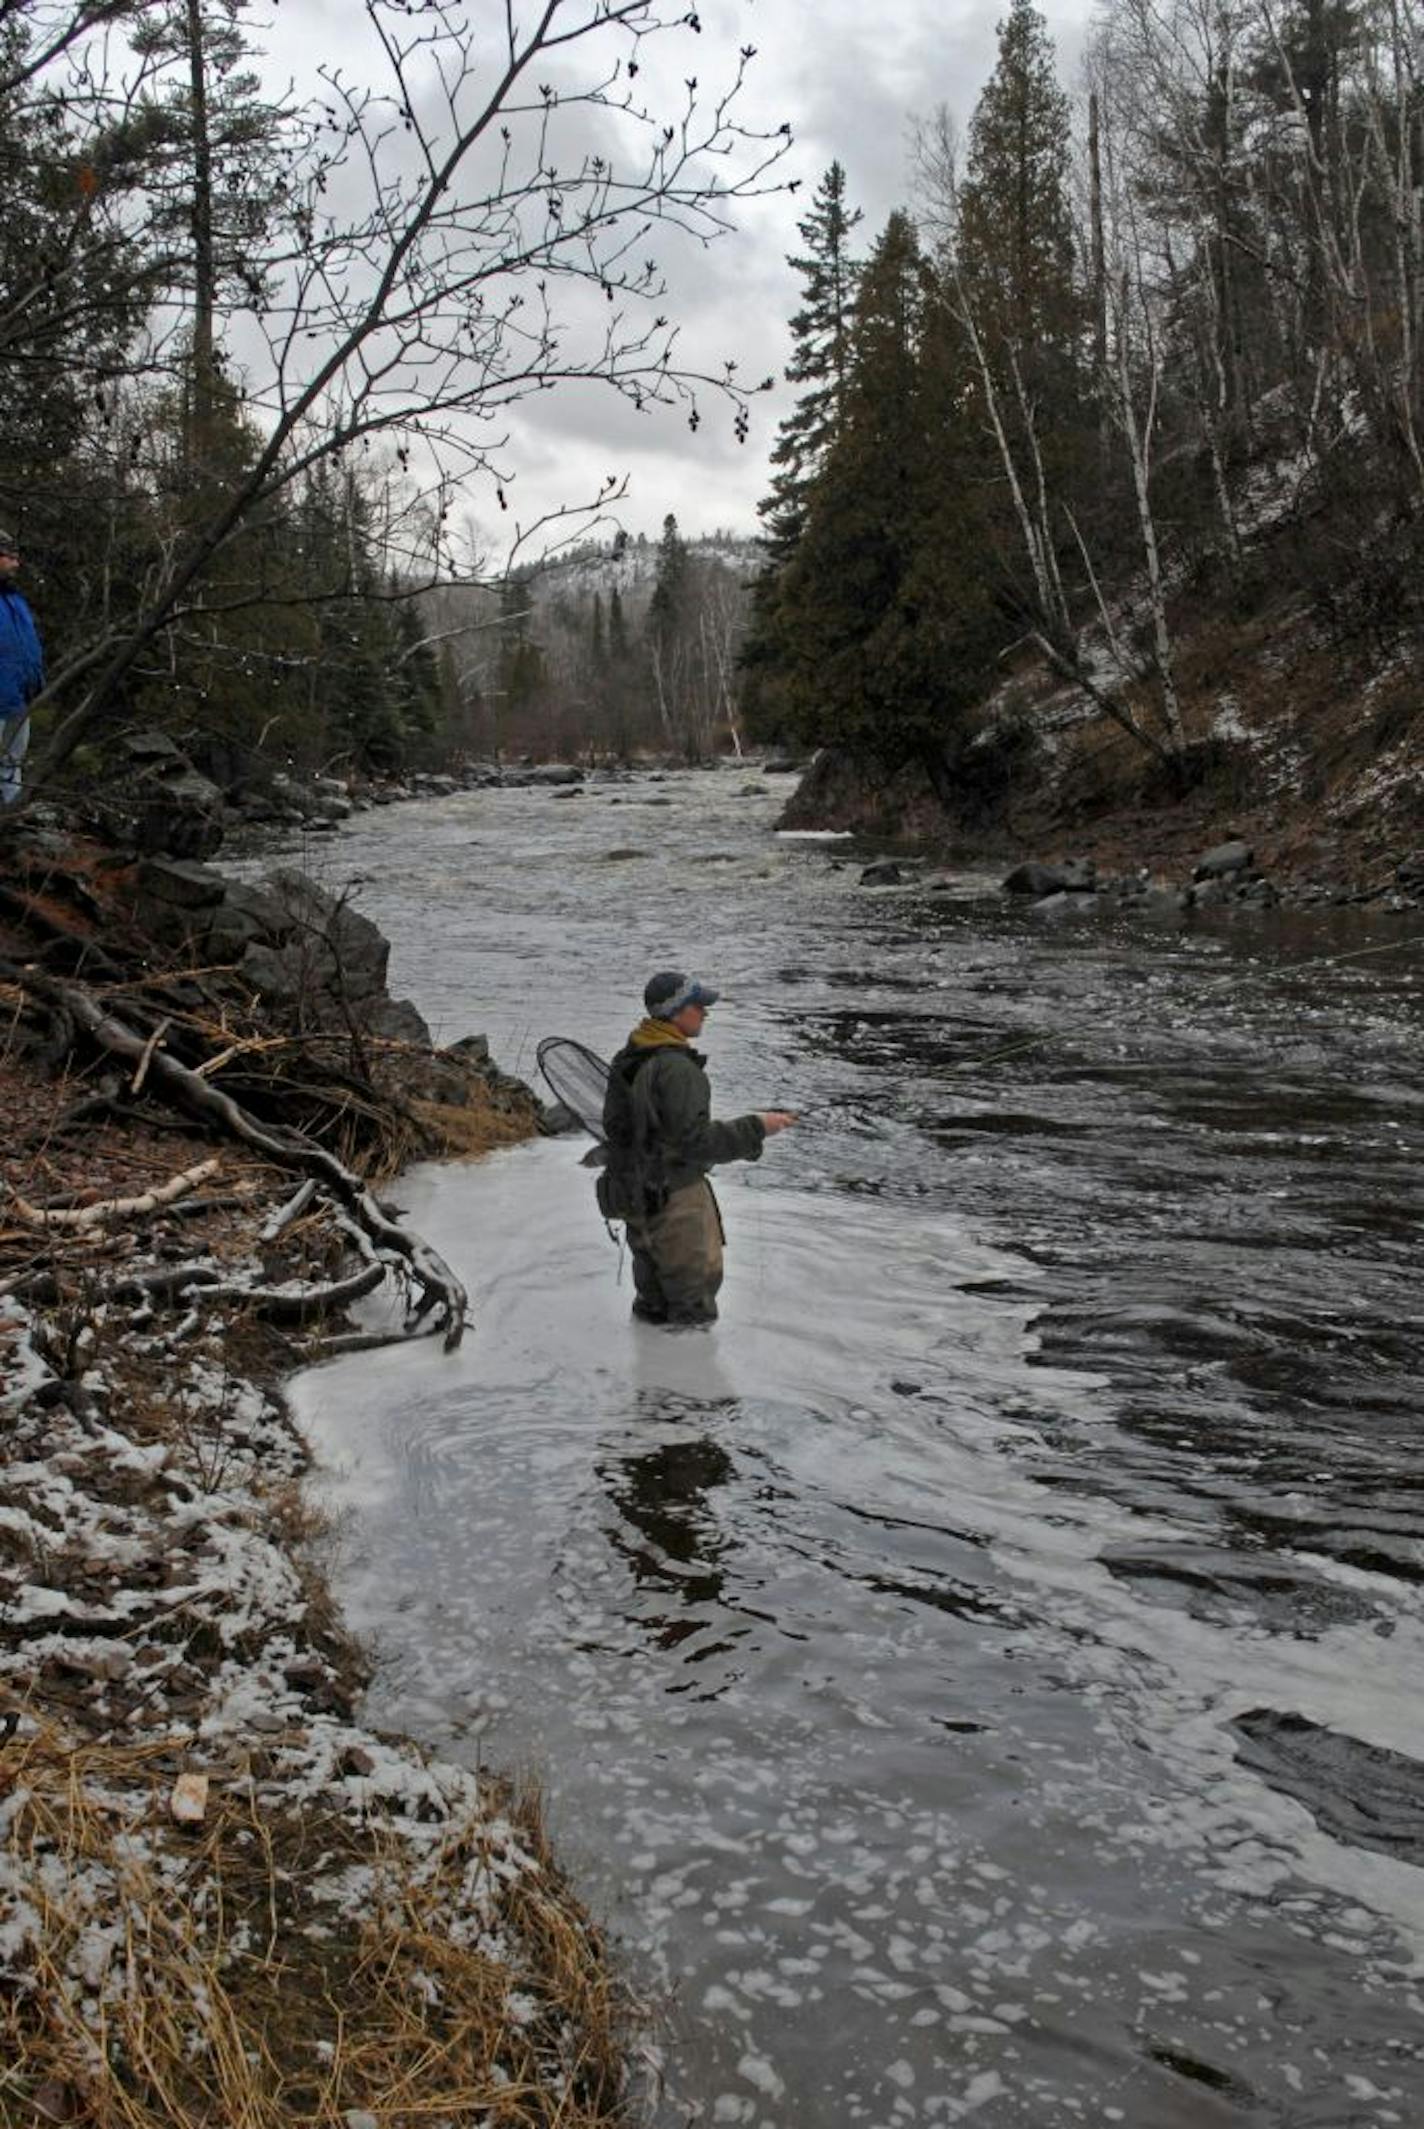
xmin=283 ymin=771 xmax=1424 ymax=2126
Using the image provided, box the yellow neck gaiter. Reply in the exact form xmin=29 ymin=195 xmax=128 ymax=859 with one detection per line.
xmin=629 ymin=1017 xmax=689 ymax=1050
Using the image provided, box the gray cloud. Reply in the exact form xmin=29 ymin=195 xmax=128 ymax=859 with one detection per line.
xmin=255 ymin=0 xmax=1098 ymax=544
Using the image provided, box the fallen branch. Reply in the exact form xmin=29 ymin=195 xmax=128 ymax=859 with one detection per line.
xmin=260 ymin=1179 xmax=318 ymax=1243
xmin=10 ymin=967 xmax=469 ymax=1348
xmin=189 ymin=1259 xmax=387 ymax=1324
xmin=130 ymin=1017 xmax=172 ymax=1096
xmin=302 ymin=1325 xmax=433 ymax=1357
xmin=6 ymin=1159 xmax=222 ymax=1231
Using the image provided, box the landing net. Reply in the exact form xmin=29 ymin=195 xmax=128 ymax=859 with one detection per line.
xmin=536 ymin=1035 xmax=611 ymax=1140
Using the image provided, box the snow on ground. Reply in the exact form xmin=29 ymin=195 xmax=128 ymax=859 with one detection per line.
xmin=0 ymin=1254 xmax=618 ymax=2114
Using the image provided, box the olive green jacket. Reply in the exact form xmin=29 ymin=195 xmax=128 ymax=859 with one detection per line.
xmin=601 ymin=1030 xmax=765 ymax=1217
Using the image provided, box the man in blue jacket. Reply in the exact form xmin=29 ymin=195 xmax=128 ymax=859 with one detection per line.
xmin=0 ymin=530 xmax=44 ymax=806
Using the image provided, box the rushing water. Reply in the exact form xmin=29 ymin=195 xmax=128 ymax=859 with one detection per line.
xmin=282 ymin=769 xmax=1424 ymax=2127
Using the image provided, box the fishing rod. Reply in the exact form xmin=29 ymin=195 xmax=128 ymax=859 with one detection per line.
xmin=536 ymin=926 xmax=1423 ymax=1137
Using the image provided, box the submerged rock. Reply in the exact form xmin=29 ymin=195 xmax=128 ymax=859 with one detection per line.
xmin=1003 ymin=858 xmax=1097 ymax=898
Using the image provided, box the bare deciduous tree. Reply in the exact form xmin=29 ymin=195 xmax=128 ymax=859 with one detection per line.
xmin=13 ymin=0 xmax=788 ymax=795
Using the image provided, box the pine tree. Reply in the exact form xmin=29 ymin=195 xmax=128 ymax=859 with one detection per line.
xmin=771 ymin=214 xmax=999 ymax=768
xmin=760 ymin=163 xmax=864 ymax=559
xmin=741 ymin=164 xmax=863 ymax=735
xmin=957 ymin=0 xmax=1077 ymax=367
xmin=128 ymin=0 xmax=295 ymax=464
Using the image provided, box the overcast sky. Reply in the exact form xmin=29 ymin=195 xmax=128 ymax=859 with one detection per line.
xmin=260 ymin=0 xmax=1098 ymax=552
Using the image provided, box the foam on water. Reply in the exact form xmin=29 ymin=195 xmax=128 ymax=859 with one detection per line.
xmin=274 ymin=771 xmax=1424 ymax=2125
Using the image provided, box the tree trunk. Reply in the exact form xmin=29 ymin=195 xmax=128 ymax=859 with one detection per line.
xmin=185 ymin=0 xmax=217 ymax=461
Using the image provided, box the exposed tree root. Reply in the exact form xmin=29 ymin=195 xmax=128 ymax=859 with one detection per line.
xmin=4 ymin=962 xmax=469 ymax=1349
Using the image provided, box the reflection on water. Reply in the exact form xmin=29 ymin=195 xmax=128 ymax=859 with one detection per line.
xmin=602 ymin=1419 xmax=737 ymax=1635
xmin=284 ymin=772 xmax=1424 ymax=2127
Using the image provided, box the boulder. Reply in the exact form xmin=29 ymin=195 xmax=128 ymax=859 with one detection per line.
xmin=1032 ymin=889 xmax=1106 ymax=917
xmin=538 ymin=1099 xmax=581 ymax=1136
xmin=859 ymin=860 xmax=904 ymax=886
xmin=1193 ymin=838 xmax=1253 ymax=881
xmin=361 ymin=995 xmax=432 ymax=1046
xmin=1139 ymin=884 xmax=1194 ymax=917
xmin=96 ymin=738 xmax=226 ymax=860
xmin=1002 ymin=859 xmax=1095 ymax=898
xmin=447 ymin=1034 xmax=491 ymax=1067
xmin=263 ymin=869 xmax=390 ymax=997
xmin=134 ymin=857 xmax=228 ymax=911
xmin=523 ymin=763 xmax=585 ymax=786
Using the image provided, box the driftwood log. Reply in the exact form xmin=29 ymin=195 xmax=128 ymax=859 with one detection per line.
xmin=10 ymin=966 xmax=469 ymax=1349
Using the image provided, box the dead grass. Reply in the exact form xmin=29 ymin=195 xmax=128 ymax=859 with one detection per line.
xmin=0 ymin=1721 xmax=629 ymax=2128
xmin=409 ymin=1096 xmax=539 ymax=1162
xmin=0 ymin=1048 xmax=629 ymax=2129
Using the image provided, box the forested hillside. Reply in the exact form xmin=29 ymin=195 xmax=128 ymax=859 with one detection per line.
xmin=747 ymin=0 xmax=1424 ymax=857
xmin=420 ymin=524 xmax=761 ymax=764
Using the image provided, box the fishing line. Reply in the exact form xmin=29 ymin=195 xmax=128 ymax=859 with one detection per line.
xmin=534 ymin=927 xmax=1423 ymax=1159
xmin=935 ymin=929 xmax=1424 ymax=1084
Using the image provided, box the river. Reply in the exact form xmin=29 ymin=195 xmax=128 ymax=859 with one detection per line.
xmin=279 ymin=767 xmax=1424 ymax=2127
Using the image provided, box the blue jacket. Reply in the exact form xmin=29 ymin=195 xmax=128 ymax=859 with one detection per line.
xmin=0 ymin=583 xmax=44 ymax=719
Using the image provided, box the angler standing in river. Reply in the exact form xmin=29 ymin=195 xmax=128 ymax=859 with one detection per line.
xmin=599 ymin=970 xmax=796 ymax=1326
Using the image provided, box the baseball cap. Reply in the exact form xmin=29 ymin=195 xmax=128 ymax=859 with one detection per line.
xmin=644 ymin=970 xmax=720 ymax=1018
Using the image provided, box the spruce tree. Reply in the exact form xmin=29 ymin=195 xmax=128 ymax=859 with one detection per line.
xmin=957 ymin=0 xmax=1077 ymax=365
xmin=608 ymin=586 xmax=628 ymax=663
xmin=646 ymin=513 xmax=690 ymax=749
xmin=771 ymin=213 xmax=999 ymax=769
xmin=647 ymin=513 xmax=689 ymax=648
xmin=954 ymin=0 xmax=1089 ymax=605
xmin=742 ymin=163 xmax=862 ymax=735
xmin=760 ymin=162 xmax=864 ymax=559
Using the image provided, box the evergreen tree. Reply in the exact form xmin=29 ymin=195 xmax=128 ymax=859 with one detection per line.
xmin=647 ymin=513 xmax=689 ymax=649
xmin=760 ymin=162 xmax=864 ymax=560
xmin=646 ymin=513 xmax=690 ymax=746
xmin=957 ymin=0 xmax=1077 ymax=365
xmin=952 ymin=0 xmax=1090 ymax=613
xmin=494 ymin=570 xmax=547 ymax=757
xmin=771 ymin=214 xmax=999 ymax=769
xmin=741 ymin=162 xmax=863 ymax=733
xmin=608 ymin=585 xmax=628 ymax=663
xmin=126 ymin=0 xmax=296 ymax=463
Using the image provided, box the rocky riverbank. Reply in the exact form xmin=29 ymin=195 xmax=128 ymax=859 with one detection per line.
xmin=853 ymin=835 xmax=1424 ymax=916
xmin=0 ymin=822 xmax=626 ymax=2126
